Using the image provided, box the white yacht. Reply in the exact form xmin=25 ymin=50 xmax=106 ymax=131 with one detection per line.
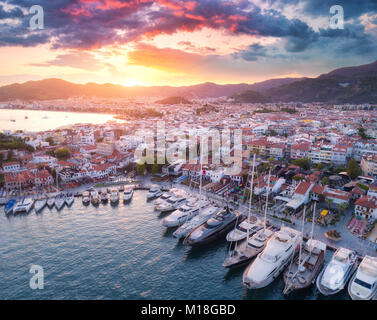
xmin=55 ymin=194 xmax=66 ymax=211
xmin=4 ymin=199 xmax=16 ymax=215
xmin=155 ymin=195 xmax=186 ymax=215
xmin=0 ymin=192 xmax=6 ymax=205
xmin=348 ymin=255 xmax=377 ymax=300
xmin=172 ymin=206 xmax=219 ymax=239
xmin=101 ymin=191 xmax=108 ymax=203
xmin=110 ymin=189 xmax=119 ymax=205
xmin=122 ymin=188 xmax=134 ymax=202
xmin=47 ymin=196 xmax=55 ymax=209
xmin=316 ymin=247 xmax=358 ymax=295
xmin=243 ymin=226 xmax=302 ymax=289
xmin=82 ymin=191 xmax=90 ymax=205
xmin=161 ymin=199 xmax=209 ymax=228
xmin=153 ymin=192 xmax=173 ymax=207
xmin=223 ymin=227 xmax=275 ymax=269
xmin=13 ymin=197 xmax=34 ymax=214
xmin=65 ymin=193 xmax=74 ymax=207
xmin=34 ymin=196 xmax=47 ymax=213
xmin=146 ymin=186 xmax=162 ymax=200
xmin=226 ymin=216 xmax=263 ymax=242
xmin=90 ymin=190 xmax=100 ymax=206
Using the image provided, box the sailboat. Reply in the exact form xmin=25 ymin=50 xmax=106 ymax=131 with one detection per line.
xmin=223 ymin=165 xmax=275 ymax=269
xmin=34 ymin=195 xmax=47 ymax=213
xmin=47 ymin=196 xmax=55 ymax=209
xmin=283 ymin=202 xmax=327 ymax=294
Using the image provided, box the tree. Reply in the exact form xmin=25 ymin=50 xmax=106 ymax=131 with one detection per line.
xmin=346 ymin=158 xmax=362 ymax=179
xmin=7 ymin=149 xmax=14 ymax=161
xmin=151 ymin=163 xmax=161 ymax=174
xmin=136 ymin=163 xmax=146 ymax=175
xmin=358 ymin=126 xmax=369 ymax=140
xmin=293 ymin=175 xmax=303 ymax=182
xmin=316 ymin=162 xmax=325 ymax=170
xmin=337 ymin=202 xmax=349 ymax=216
xmin=45 ymin=137 xmax=54 ymax=146
xmin=55 ymin=147 xmax=70 ymax=160
xmin=291 ymin=158 xmax=310 ymax=171
xmin=321 ymin=177 xmax=330 ymax=185
xmin=325 ymin=198 xmax=333 ymax=210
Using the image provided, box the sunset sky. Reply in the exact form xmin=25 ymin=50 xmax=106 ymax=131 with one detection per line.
xmin=0 ymin=0 xmax=376 ymax=86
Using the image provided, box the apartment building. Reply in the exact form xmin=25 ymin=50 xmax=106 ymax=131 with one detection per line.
xmin=361 ymin=154 xmax=377 ymax=177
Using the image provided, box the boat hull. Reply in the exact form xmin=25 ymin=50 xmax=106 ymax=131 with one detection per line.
xmin=184 ymin=218 xmax=238 ymax=246
xmin=283 ymin=251 xmax=325 ymax=294
xmin=243 ymin=254 xmax=294 ymax=290
xmin=316 ymin=262 xmax=357 ymax=296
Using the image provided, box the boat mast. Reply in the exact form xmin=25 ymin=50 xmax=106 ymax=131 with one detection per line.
xmin=309 ymin=201 xmax=317 ymax=254
xmin=199 ymin=140 xmax=203 ymax=215
xmin=298 ymin=205 xmax=306 ymax=264
xmin=263 ymin=169 xmax=271 ymax=230
xmin=246 ymin=153 xmax=256 ymax=243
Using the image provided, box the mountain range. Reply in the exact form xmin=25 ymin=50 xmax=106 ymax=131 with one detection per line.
xmin=0 ymin=60 xmax=376 ymax=104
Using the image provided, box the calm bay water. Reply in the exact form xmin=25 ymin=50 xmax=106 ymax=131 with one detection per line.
xmin=0 ymin=108 xmax=120 ymax=132
xmin=0 ymin=190 xmax=350 ymax=300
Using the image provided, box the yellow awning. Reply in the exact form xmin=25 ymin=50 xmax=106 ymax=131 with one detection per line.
xmin=320 ymin=210 xmax=328 ymax=217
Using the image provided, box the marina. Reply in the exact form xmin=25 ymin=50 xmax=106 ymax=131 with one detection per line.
xmin=1 ymin=182 xmax=376 ymax=300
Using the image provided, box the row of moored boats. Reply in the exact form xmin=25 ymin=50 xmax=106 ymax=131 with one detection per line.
xmin=145 ymin=166 xmax=377 ymax=300
xmin=81 ymin=186 xmax=134 ymax=206
xmin=4 ymin=193 xmax=75 ymax=214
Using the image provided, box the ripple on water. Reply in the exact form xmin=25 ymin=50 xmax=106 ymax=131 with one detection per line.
xmin=0 ymin=190 xmax=345 ymax=300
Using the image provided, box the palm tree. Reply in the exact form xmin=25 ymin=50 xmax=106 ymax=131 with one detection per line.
xmin=325 ymin=198 xmax=333 ymax=211
xmin=337 ymin=202 xmax=349 ymax=216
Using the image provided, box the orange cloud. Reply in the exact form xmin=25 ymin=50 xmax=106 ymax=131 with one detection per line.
xmin=127 ymin=44 xmax=205 ymax=73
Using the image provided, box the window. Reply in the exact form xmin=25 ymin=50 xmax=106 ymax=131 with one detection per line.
xmin=354 ymin=278 xmax=372 ymax=290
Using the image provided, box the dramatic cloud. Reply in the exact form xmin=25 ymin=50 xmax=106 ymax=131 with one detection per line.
xmin=0 ymin=0 xmax=376 ymax=85
xmin=234 ymin=43 xmax=267 ymax=61
xmin=30 ymin=51 xmax=106 ymax=71
xmin=127 ymin=43 xmax=208 ymax=73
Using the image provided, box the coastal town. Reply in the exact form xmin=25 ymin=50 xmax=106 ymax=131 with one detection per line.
xmin=1 ymin=100 xmax=377 ymax=250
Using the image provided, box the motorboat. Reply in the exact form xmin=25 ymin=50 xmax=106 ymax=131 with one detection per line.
xmin=283 ymin=239 xmax=327 ymax=294
xmin=4 ymin=199 xmax=16 ymax=214
xmin=65 ymin=193 xmax=74 ymax=207
xmin=110 ymin=189 xmax=119 ymax=205
xmin=101 ymin=191 xmax=108 ymax=203
xmin=155 ymin=195 xmax=187 ymax=215
xmin=243 ymin=226 xmax=302 ymax=289
xmin=0 ymin=193 xmax=6 ymax=205
xmin=161 ymin=199 xmax=209 ymax=228
xmin=222 ymin=227 xmax=275 ymax=269
xmin=13 ymin=197 xmax=34 ymax=214
xmin=34 ymin=196 xmax=47 ymax=213
xmin=348 ymin=255 xmax=377 ymax=300
xmin=90 ymin=190 xmax=100 ymax=206
xmin=146 ymin=185 xmax=162 ymax=200
xmin=173 ymin=205 xmax=219 ymax=239
xmin=153 ymin=192 xmax=173 ymax=207
xmin=183 ymin=207 xmax=240 ymax=246
xmin=226 ymin=216 xmax=263 ymax=242
xmin=122 ymin=188 xmax=134 ymax=202
xmin=47 ymin=196 xmax=55 ymax=209
xmin=316 ymin=247 xmax=358 ymax=295
xmin=82 ymin=191 xmax=90 ymax=206
xmin=55 ymin=194 xmax=66 ymax=211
